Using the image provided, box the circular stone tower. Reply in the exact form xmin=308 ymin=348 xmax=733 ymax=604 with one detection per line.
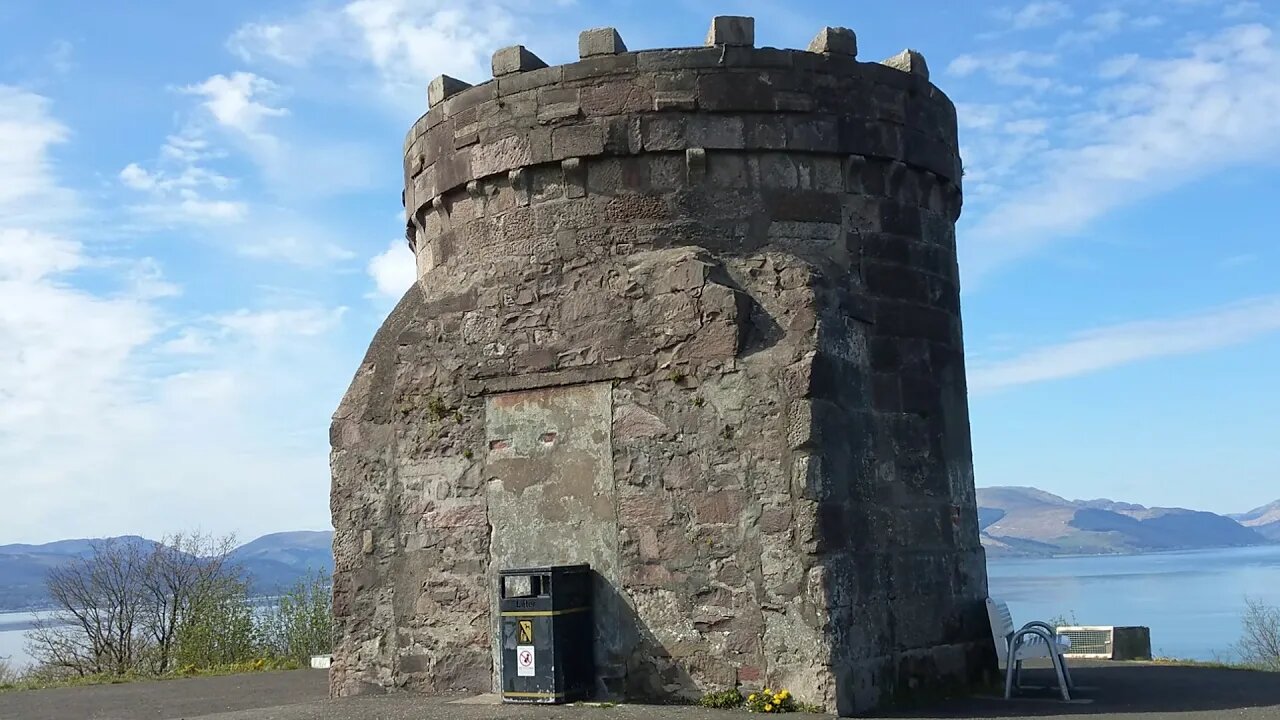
xmin=330 ymin=16 xmax=992 ymax=714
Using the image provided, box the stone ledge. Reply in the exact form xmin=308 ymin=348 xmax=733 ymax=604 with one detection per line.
xmin=405 ymin=144 xmax=962 ymax=224
xmin=465 ymin=359 xmax=647 ymax=397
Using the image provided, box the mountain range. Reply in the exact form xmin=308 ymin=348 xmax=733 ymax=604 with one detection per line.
xmin=2 ymin=488 xmax=1276 ymax=610
xmin=979 ymin=486 xmax=1279 ymax=557
xmin=1231 ymin=499 xmax=1280 ymax=541
xmin=0 ymin=531 xmax=334 ymax=612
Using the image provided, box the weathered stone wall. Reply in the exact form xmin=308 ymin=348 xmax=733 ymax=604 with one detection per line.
xmin=330 ymin=18 xmax=992 ymax=714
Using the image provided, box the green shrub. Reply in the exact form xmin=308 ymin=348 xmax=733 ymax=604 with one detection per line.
xmin=698 ymin=688 xmax=744 ymax=708
xmin=258 ymin=570 xmax=333 ymax=664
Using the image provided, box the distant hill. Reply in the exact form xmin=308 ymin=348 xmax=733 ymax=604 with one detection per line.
xmin=230 ymin=531 xmax=335 ymax=595
xmin=0 ymin=531 xmax=334 ymax=612
xmin=979 ymin=486 xmax=1274 ymax=557
xmin=1233 ymin=500 xmax=1280 ymax=541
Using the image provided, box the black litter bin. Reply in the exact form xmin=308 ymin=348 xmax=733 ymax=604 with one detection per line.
xmin=499 ymin=563 xmax=593 ymax=704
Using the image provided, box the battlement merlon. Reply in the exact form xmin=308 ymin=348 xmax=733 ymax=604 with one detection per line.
xmin=400 ymin=17 xmax=960 ymax=224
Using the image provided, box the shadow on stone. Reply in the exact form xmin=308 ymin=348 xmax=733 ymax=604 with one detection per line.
xmin=591 ymin=572 xmax=699 ymax=703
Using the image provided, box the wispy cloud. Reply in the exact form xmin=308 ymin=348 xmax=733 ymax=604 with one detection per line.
xmin=960 ymin=23 xmax=1280 ymax=280
xmin=180 ymin=70 xmax=377 ymax=197
xmin=1223 ymin=1 xmax=1263 ymax=19
xmin=236 ymin=234 xmax=355 ymax=266
xmin=970 ymin=296 xmax=1280 ymax=393
xmin=1217 ymin=253 xmax=1257 ymax=270
xmin=117 ymin=128 xmax=249 ymax=226
xmin=947 ymin=51 xmax=1063 ymax=92
xmin=228 ymin=0 xmax=527 ymax=113
xmin=1 ymin=82 xmax=350 ymax=544
xmin=999 ymin=1 xmax=1073 ymax=30
xmin=182 ymin=72 xmax=288 ymax=144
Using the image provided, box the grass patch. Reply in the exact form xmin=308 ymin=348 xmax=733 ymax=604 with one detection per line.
xmin=698 ymin=688 xmax=744 ymax=709
xmin=1150 ymin=656 xmax=1272 ymax=671
xmin=0 ymin=658 xmax=304 ymax=694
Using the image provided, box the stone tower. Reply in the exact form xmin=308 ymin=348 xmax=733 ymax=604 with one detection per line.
xmin=329 ymin=17 xmax=992 ymax=714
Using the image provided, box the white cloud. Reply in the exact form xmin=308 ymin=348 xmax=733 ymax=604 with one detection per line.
xmin=182 ymin=72 xmax=288 ymax=140
xmin=1099 ymin=53 xmax=1141 ymax=79
xmin=1002 ymin=1 xmax=1073 ymax=30
xmin=1055 ymin=7 xmax=1166 ymax=47
xmin=1004 ymin=118 xmax=1049 ymax=135
xmin=0 ymin=85 xmax=345 ymax=544
xmin=216 ymin=307 xmax=347 ymax=342
xmin=1217 ymin=253 xmax=1257 ymax=270
xmin=962 ymin=24 xmax=1280 ymax=279
xmin=947 ymin=51 xmax=1061 ymax=92
xmin=229 ymin=0 xmax=521 ymax=107
xmin=0 ymin=228 xmax=82 ymax=281
xmin=1223 ymin=1 xmax=1262 ymax=19
xmin=0 ymin=86 xmax=73 ymax=225
xmin=367 ymin=238 xmax=416 ymax=297
xmin=46 ymin=40 xmax=74 ymax=75
xmin=237 ymin=235 xmax=356 ymax=266
xmin=970 ymin=296 xmax=1280 ymax=393
xmin=177 ymin=71 xmax=378 ymax=198
xmin=956 ymin=103 xmax=1003 ymax=130
xmin=118 ymin=128 xmax=250 ymax=227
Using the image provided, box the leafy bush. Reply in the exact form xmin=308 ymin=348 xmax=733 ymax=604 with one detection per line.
xmin=0 ymin=659 xmax=20 ymax=687
xmin=258 ymin=570 xmax=333 ymax=664
xmin=172 ymin=577 xmax=258 ymax=668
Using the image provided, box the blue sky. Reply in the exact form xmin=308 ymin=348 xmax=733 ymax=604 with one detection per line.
xmin=1 ymin=0 xmax=1277 ymax=544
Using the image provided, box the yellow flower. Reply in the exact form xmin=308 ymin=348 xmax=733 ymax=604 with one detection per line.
xmin=748 ymin=693 xmax=757 ymax=702
xmin=764 ymin=704 xmax=774 ymax=712
xmin=779 ymin=689 xmax=790 ymax=699
xmin=764 ymin=687 xmax=772 ymax=695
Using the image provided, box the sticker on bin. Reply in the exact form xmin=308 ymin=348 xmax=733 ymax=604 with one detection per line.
xmin=516 ymin=645 xmax=535 ymax=676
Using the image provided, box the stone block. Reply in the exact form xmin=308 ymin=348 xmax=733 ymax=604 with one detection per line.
xmin=427 ymin=75 xmax=472 ymax=107
xmin=496 ymin=65 xmax=562 ymax=96
xmin=552 ymin=123 xmax=604 ymax=159
xmin=564 ymin=53 xmax=638 ymax=81
xmin=654 ymin=92 xmax=697 ymax=111
xmin=637 ymin=47 xmax=723 ymax=70
xmin=491 ymin=45 xmax=547 ymax=77
xmin=881 ymin=49 xmax=930 ymax=81
xmin=704 ymin=15 xmax=755 ymax=47
xmin=562 ymin=158 xmax=586 ymax=198
xmin=579 ymin=27 xmax=627 ymax=57
xmin=807 ymin=26 xmax=857 ymax=56
xmin=686 ymin=147 xmax=707 ymax=184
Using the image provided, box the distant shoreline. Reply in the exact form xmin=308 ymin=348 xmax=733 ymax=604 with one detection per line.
xmin=986 ymin=542 xmax=1280 ymax=561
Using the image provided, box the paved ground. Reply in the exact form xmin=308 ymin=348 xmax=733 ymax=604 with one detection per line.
xmin=0 ymin=663 xmax=1277 ymax=720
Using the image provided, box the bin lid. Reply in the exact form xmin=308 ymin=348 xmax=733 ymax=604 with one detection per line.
xmin=499 ymin=563 xmax=591 ymax=576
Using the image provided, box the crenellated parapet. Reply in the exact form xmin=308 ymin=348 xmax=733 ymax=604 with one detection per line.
xmin=401 ymin=17 xmax=961 ymax=264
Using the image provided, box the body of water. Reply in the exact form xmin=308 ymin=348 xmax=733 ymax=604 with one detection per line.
xmin=0 ymin=611 xmax=42 ymax=670
xmin=988 ymin=544 xmax=1280 ymax=661
xmin=3 ymin=545 xmax=1277 ymax=669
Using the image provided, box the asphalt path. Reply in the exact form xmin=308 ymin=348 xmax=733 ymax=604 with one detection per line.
xmin=0 ymin=663 xmax=1277 ymax=720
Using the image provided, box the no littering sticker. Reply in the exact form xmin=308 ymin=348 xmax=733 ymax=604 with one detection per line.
xmin=516 ymin=645 xmax=535 ymax=677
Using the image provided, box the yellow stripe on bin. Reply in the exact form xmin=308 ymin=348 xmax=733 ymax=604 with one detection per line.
xmin=500 ymin=606 xmax=589 ymax=617
xmin=503 ymin=691 xmax=566 ymax=699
